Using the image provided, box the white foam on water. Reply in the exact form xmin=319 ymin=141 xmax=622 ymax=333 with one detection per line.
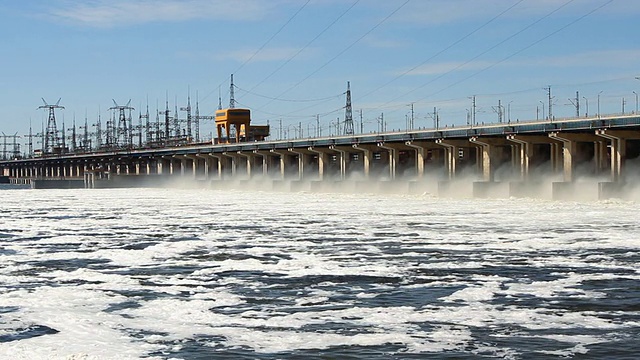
xmin=0 ymin=188 xmax=638 ymax=358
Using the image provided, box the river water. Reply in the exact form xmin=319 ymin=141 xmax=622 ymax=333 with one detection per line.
xmin=0 ymin=186 xmax=638 ymax=359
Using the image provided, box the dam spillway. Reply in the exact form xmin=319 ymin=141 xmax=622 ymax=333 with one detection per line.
xmin=2 ymin=113 xmax=640 ymax=200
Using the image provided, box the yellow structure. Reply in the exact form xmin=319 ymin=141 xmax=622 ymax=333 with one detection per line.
xmin=215 ymin=108 xmax=251 ymax=144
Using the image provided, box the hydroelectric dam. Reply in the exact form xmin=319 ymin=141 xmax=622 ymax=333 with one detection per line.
xmin=2 ymin=112 xmax=640 ymax=201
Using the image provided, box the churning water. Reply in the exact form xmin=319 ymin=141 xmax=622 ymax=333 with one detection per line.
xmin=0 ymin=187 xmax=638 ymax=359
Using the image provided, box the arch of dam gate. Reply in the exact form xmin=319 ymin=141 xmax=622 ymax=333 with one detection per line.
xmin=3 ymin=114 xmax=640 ymax=200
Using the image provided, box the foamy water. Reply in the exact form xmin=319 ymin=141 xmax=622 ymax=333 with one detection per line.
xmin=0 ymin=187 xmax=638 ymax=359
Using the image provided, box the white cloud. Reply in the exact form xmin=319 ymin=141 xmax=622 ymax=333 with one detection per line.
xmin=46 ymin=0 xmax=280 ymax=27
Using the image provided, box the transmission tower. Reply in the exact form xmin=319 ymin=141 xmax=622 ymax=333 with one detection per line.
xmin=180 ymin=90 xmax=193 ymax=140
xmin=24 ymin=120 xmax=34 ymax=157
xmin=141 ymin=101 xmax=150 ymax=146
xmin=110 ymin=99 xmax=135 ymax=148
xmin=229 ymin=74 xmax=236 ymax=109
xmin=1 ymin=133 xmax=20 ymax=160
xmin=38 ymin=98 xmax=64 ymax=154
xmin=94 ymin=110 xmax=103 ymax=150
xmin=195 ymin=94 xmax=213 ymax=142
xmin=173 ymin=98 xmax=180 ymax=138
xmin=80 ymin=114 xmax=90 ymax=152
xmin=343 ymin=81 xmax=354 ymax=135
xmin=68 ymin=116 xmax=77 ymax=152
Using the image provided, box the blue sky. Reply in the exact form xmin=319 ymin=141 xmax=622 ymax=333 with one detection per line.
xmin=1 ymin=0 xmax=639 ymax=144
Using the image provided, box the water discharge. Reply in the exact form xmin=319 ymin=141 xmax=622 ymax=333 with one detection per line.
xmin=0 ymin=188 xmax=638 ymax=359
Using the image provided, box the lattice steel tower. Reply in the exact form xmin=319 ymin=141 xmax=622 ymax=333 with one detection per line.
xmin=343 ymin=82 xmax=354 ymax=135
xmin=38 ymin=98 xmax=64 ymax=154
xmin=229 ymin=74 xmax=236 ymax=109
xmin=110 ymin=99 xmax=134 ymax=148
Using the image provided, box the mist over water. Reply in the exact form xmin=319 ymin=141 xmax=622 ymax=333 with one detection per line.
xmin=0 ymin=187 xmax=638 ymax=359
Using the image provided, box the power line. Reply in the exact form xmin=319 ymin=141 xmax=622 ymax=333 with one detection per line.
xmin=259 ymin=0 xmax=411 ymax=112
xmin=378 ymin=0 xmax=577 ymax=110
xmin=235 ymin=85 xmax=344 ymax=103
xmin=411 ymin=0 xmax=614 ymax=105
xmin=201 ymin=0 xmax=311 ymax=102
xmin=359 ymin=0 xmax=526 ymax=101
xmin=248 ymin=0 xmax=361 ymax=93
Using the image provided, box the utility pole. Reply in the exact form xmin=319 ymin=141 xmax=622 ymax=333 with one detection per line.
xmin=492 ymin=100 xmax=503 ymax=123
xmin=359 ymin=109 xmax=364 ymax=134
xmin=428 ymin=107 xmax=439 ymax=129
xmin=622 ymin=97 xmax=626 ymax=114
xmin=545 ymin=86 xmax=554 ymax=120
xmin=568 ymin=91 xmax=580 ymax=118
xmin=407 ymin=102 xmax=415 ymax=129
xmin=377 ymin=113 xmax=385 ymax=133
xmin=316 ymin=114 xmax=320 ymax=137
xmin=469 ymin=96 xmax=477 ymax=127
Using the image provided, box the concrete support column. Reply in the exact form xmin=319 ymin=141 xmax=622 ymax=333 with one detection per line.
xmin=352 ymin=144 xmax=377 ymax=179
xmin=196 ymin=154 xmax=216 ymax=180
xmin=157 ymin=159 xmax=164 ymax=175
xmin=309 ymin=147 xmax=333 ymax=181
xmin=550 ymin=143 xmax=563 ymax=174
xmin=404 ymin=141 xmax=427 ymax=179
xmin=549 ymin=134 xmax=576 ymax=182
xmin=435 ymin=139 xmax=470 ymax=180
xmin=184 ymin=155 xmax=199 ymax=179
xmin=238 ymin=151 xmax=255 ymax=179
xmin=376 ymin=143 xmax=399 ymax=180
xmin=549 ymin=132 xmax=602 ymax=182
xmin=329 ymin=145 xmax=353 ymax=180
xmin=594 ymin=141 xmax=608 ymax=174
xmin=254 ymin=150 xmax=273 ymax=178
xmin=469 ymin=137 xmax=497 ymax=182
xmin=222 ymin=152 xmax=241 ymax=178
xmin=595 ymin=129 xmax=639 ymax=182
xmin=209 ymin=154 xmax=227 ymax=180
xmin=271 ymin=149 xmax=290 ymax=180
xmin=289 ymin=148 xmax=313 ymax=180
xmin=507 ymin=135 xmax=535 ymax=181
